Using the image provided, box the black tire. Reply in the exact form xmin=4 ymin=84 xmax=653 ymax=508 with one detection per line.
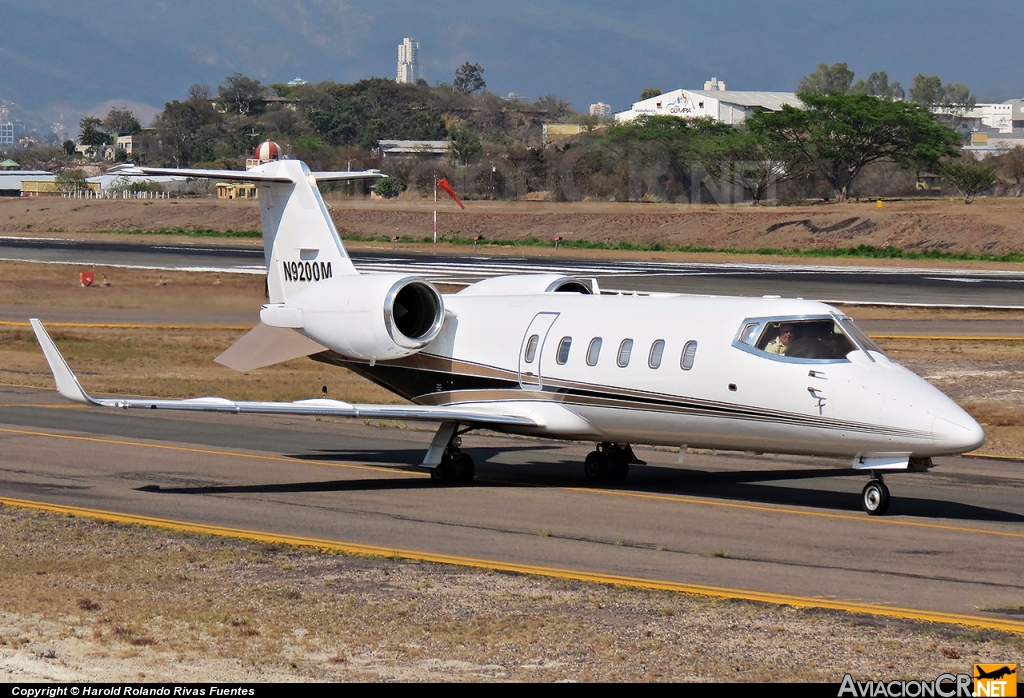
xmin=862 ymin=480 xmax=891 ymax=516
xmin=430 ymin=461 xmax=454 ymax=486
xmin=607 ymin=459 xmax=629 ymax=483
xmin=452 ymin=453 xmax=475 ymax=485
xmin=584 ymin=451 xmax=609 ymax=482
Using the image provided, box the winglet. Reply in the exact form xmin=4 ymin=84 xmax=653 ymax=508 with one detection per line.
xmin=29 ymin=319 xmax=96 ymax=405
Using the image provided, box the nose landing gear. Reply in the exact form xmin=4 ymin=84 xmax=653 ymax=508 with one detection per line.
xmin=861 ymin=473 xmax=891 ymax=516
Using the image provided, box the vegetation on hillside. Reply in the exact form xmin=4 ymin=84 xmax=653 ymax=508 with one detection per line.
xmin=1 ymin=62 xmax=1017 ymax=205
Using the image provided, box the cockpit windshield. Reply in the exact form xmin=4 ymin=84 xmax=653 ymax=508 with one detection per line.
xmin=735 ymin=316 xmax=863 ymax=362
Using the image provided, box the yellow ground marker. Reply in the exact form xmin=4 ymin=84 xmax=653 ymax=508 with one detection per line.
xmin=1 ymin=494 xmax=1022 ymax=636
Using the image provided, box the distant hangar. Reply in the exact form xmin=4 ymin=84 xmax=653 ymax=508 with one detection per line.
xmin=615 ymin=89 xmax=801 ymax=125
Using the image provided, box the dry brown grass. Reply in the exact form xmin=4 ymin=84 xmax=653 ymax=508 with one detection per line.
xmin=2 ymin=504 xmax=1021 ymax=682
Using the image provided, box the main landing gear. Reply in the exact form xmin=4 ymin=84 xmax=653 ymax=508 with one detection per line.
xmin=430 ymin=439 xmax=475 ymax=486
xmin=584 ymin=443 xmax=645 ymax=484
xmin=861 ymin=473 xmax=891 ymax=516
xmin=425 ymin=422 xmax=475 ymax=486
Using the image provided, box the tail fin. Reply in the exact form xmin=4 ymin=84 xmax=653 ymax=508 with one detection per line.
xmin=138 ymin=160 xmax=385 ymax=303
xmin=256 ymin=160 xmax=357 ymax=302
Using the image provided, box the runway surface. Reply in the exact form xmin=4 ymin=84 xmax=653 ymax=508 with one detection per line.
xmin=4 ymin=235 xmax=1024 ymax=308
xmin=2 ymin=385 xmax=1022 ymax=628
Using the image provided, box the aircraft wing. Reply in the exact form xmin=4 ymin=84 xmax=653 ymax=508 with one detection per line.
xmin=30 ymin=319 xmax=538 ymax=428
xmin=129 ymin=167 xmax=386 ymax=183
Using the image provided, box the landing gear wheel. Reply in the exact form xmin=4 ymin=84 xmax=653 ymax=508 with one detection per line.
xmin=584 ymin=451 xmax=610 ymax=482
xmin=607 ymin=459 xmax=629 ymax=483
xmin=862 ymin=479 xmax=891 ymax=516
xmin=430 ymin=461 xmax=454 ymax=485
xmin=451 ymin=453 xmax=475 ymax=485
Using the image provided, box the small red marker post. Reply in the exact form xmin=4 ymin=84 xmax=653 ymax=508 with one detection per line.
xmin=80 ymin=272 xmax=94 ymax=287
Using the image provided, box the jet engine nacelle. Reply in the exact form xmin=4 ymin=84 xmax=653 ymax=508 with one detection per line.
xmin=458 ymin=274 xmax=593 ymax=296
xmin=262 ymin=274 xmax=445 ymax=361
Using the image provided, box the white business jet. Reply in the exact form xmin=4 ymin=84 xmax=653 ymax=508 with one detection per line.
xmin=30 ymin=150 xmax=984 ymax=516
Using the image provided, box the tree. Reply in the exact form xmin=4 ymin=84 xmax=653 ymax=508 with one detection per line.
xmin=640 ymin=88 xmax=662 ymax=100
xmin=62 ymin=140 xmax=75 ymax=157
xmin=218 ymin=73 xmax=266 ymax=115
xmin=188 ymin=83 xmax=212 ymax=102
xmin=536 ymin=94 xmax=574 ymax=118
xmin=751 ymin=93 xmax=962 ymax=201
xmin=851 ymin=71 xmax=904 ymax=100
xmin=78 ymin=117 xmax=108 ymax=147
xmin=103 ymin=107 xmax=141 ymax=136
xmin=797 ymin=62 xmax=855 ymax=95
xmin=909 ymin=74 xmax=944 ymax=106
xmin=449 ymin=125 xmax=482 ymax=165
xmin=453 ymin=62 xmax=486 ymax=95
xmin=153 ymin=99 xmax=220 ymax=166
xmin=999 ymin=146 xmax=1024 ymax=192
xmin=697 ymin=126 xmax=809 ymax=205
xmin=54 ymin=169 xmax=90 ymax=193
xmin=937 ymin=159 xmax=996 ymax=204
xmin=373 ymin=176 xmax=406 ymax=199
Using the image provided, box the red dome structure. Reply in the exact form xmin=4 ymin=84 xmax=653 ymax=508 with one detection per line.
xmin=255 ymin=140 xmax=281 ymax=162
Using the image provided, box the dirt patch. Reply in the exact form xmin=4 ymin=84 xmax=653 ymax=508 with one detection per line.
xmin=4 ymin=196 xmax=1024 ymax=257
xmin=1 ymin=505 xmax=1020 ymax=682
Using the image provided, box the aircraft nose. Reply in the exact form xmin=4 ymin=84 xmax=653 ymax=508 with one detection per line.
xmin=932 ymin=408 xmax=985 ymax=454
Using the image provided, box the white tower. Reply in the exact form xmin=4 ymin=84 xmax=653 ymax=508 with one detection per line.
xmin=397 ymin=38 xmax=422 ymax=84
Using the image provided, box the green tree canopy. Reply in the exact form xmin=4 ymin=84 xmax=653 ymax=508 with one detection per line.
xmin=218 ymin=74 xmax=266 ymax=115
xmin=454 ymin=62 xmax=486 ymax=95
xmin=697 ymin=126 xmax=809 ymax=205
xmin=449 ymin=125 xmax=482 ymax=165
xmin=103 ymin=107 xmax=141 ymax=136
xmin=937 ymin=159 xmax=996 ymax=204
xmin=78 ymin=117 xmax=108 ymax=147
xmin=797 ymin=63 xmax=855 ymax=95
xmin=751 ymin=92 xmax=962 ymax=200
xmin=640 ymin=88 xmax=662 ymax=100
xmin=850 ymin=71 xmax=904 ymax=100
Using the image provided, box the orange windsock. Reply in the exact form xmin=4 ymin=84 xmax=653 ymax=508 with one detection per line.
xmin=436 ymin=177 xmax=465 ymax=209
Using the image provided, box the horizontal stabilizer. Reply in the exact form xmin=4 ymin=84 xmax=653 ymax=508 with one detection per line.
xmin=133 ymin=166 xmax=386 ymax=183
xmin=215 ymin=323 xmax=327 ymax=372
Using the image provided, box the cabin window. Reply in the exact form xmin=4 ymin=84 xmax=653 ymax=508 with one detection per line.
xmin=681 ymin=341 xmax=698 ymax=370
xmin=556 ymin=336 xmax=572 ymax=365
xmin=586 ymin=338 xmax=602 ymax=366
xmin=648 ymin=340 xmax=665 ymax=369
xmin=524 ymin=334 xmax=539 ymax=363
xmin=617 ymin=339 xmax=633 ymax=367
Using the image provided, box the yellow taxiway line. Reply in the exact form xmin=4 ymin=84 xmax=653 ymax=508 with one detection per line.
xmin=2 ymin=423 xmax=1022 ymax=541
xmin=3 ymin=320 xmax=1023 ymax=341
xmin=1 ymin=494 xmax=1022 ymax=636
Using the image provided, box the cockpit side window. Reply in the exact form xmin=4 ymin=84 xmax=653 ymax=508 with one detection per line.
xmin=736 ymin=317 xmax=858 ymax=362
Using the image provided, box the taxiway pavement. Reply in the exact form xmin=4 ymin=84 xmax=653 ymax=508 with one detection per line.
xmin=2 ymin=385 xmax=1022 ymax=627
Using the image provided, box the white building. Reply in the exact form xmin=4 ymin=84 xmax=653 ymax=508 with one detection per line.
xmin=589 ymin=102 xmax=612 ymax=118
xmin=396 ymin=38 xmax=422 ymax=84
xmin=0 ymin=123 xmax=13 ymax=146
xmin=615 ymin=89 xmax=800 ymax=125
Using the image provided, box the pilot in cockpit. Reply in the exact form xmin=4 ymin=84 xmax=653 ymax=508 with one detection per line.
xmin=765 ymin=324 xmax=795 ymax=355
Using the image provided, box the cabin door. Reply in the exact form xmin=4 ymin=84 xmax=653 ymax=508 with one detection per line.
xmin=518 ymin=312 xmax=559 ymax=390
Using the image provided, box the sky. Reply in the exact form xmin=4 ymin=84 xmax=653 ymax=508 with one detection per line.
xmin=2 ymin=0 xmax=1023 ymax=134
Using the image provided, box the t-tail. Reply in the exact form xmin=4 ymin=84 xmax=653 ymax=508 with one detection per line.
xmin=138 ymin=158 xmax=385 ymax=303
